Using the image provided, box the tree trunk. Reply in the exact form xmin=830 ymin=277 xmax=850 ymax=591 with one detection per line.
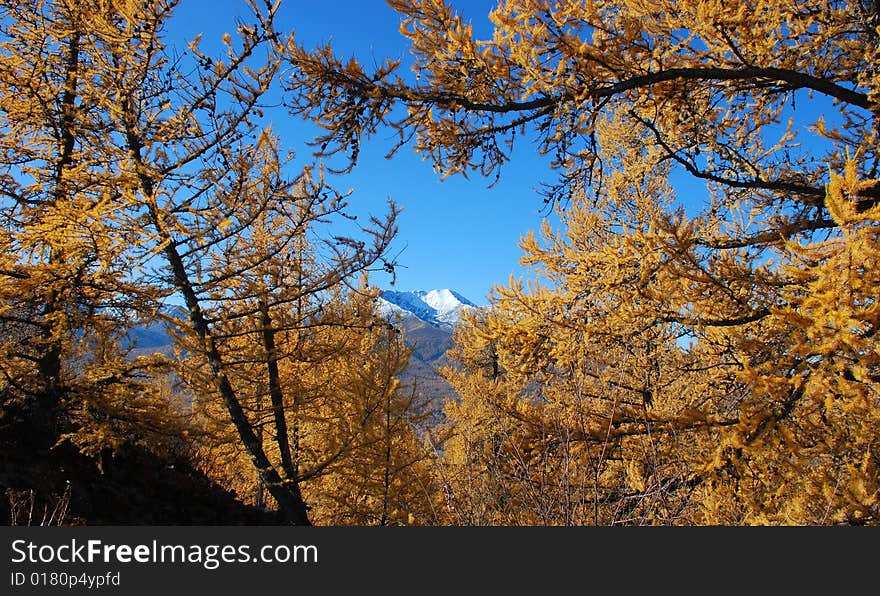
xmin=126 ymin=139 xmax=311 ymax=525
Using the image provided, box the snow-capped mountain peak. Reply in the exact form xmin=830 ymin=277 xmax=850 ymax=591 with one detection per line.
xmin=377 ymin=288 xmax=476 ymax=328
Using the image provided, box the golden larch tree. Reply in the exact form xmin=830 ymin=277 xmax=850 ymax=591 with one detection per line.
xmin=1 ymin=0 xmax=405 ymax=525
xmin=283 ymin=0 xmax=879 ymax=524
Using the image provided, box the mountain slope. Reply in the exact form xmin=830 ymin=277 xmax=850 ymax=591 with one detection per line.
xmin=378 ymin=289 xmax=477 ymax=417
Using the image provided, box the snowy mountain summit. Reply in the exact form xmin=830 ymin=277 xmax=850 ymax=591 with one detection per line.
xmin=378 ymin=289 xmax=477 ymax=328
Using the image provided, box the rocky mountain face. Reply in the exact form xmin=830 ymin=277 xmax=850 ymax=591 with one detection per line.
xmin=377 ymin=289 xmax=476 ymax=329
xmin=377 ymin=289 xmax=478 ymax=415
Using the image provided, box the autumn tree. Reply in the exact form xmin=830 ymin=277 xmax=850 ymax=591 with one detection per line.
xmin=195 ymin=286 xmax=442 ymax=525
xmin=0 ymin=0 xmax=403 ymax=525
xmin=436 ymin=157 xmax=747 ymax=525
xmin=284 ymin=0 xmax=879 ymax=524
xmin=300 ymin=300 xmax=442 ymax=526
xmin=0 ymin=0 xmax=184 ymax=457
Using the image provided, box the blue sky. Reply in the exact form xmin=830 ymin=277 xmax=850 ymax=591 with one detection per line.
xmin=167 ymin=1 xmax=842 ymax=306
xmin=168 ymin=1 xmax=553 ymax=306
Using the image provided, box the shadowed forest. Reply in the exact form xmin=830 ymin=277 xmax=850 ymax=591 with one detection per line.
xmin=1 ymin=0 xmax=878 ymax=526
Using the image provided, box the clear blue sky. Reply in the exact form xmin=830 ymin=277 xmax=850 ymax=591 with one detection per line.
xmin=168 ymin=1 xmax=838 ymax=305
xmin=168 ymin=0 xmax=555 ymax=306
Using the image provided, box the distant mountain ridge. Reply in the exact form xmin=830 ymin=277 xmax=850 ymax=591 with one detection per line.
xmin=376 ymin=289 xmax=479 ymax=416
xmin=378 ymin=288 xmax=477 ymax=329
